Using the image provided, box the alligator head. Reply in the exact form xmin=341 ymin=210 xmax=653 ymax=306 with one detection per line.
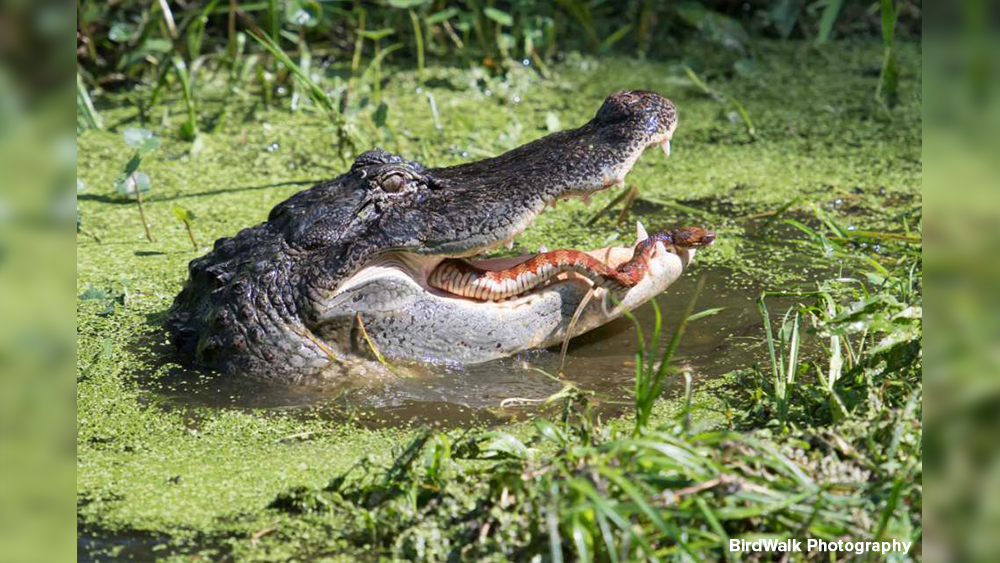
xmin=167 ymin=90 xmax=701 ymax=381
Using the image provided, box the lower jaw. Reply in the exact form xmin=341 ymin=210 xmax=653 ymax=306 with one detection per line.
xmin=324 ymin=245 xmax=696 ymax=365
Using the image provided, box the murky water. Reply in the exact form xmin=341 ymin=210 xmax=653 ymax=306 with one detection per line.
xmin=142 ymin=256 xmax=814 ymax=428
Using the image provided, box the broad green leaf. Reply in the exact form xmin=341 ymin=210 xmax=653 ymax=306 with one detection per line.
xmin=545 ymin=112 xmax=561 ymax=132
xmin=481 ymin=432 xmax=530 ymax=459
xmin=286 ymin=0 xmax=322 ymax=27
xmin=123 ymin=128 xmax=160 ymax=153
xmin=117 ymin=171 xmax=151 ymax=196
xmin=108 ymin=22 xmax=136 ymax=43
xmin=534 ymin=419 xmax=566 ymax=443
xmin=142 ymin=38 xmax=173 ymax=53
xmin=173 ymin=206 xmax=196 ymax=224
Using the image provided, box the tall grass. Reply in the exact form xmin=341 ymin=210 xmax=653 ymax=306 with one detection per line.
xmin=757 ymin=297 xmax=801 ymax=429
xmin=76 ymin=1 xmax=912 ymax=132
xmin=256 ymin=218 xmax=921 ymax=560
xmin=626 ymin=277 xmax=708 ymax=435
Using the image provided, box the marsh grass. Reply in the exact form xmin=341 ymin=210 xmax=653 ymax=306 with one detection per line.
xmin=627 ymin=277 xmax=706 ymax=435
xmin=877 ymin=0 xmax=900 ymax=108
xmin=257 ymin=229 xmax=921 ymax=560
xmin=77 ymin=1 xmax=912 ymax=145
xmin=76 ymin=73 xmax=102 ymax=131
xmin=76 ymin=2 xmax=921 ymax=559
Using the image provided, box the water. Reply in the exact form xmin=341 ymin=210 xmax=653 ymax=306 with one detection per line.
xmin=141 ymin=261 xmax=811 ymax=429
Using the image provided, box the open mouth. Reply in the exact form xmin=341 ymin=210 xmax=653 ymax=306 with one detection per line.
xmin=427 ymin=221 xmax=714 ymax=302
xmin=338 ymin=220 xmax=713 ymax=311
xmin=337 ymin=132 xmax=712 ymax=307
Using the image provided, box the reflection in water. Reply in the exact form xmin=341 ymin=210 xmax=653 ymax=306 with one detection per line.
xmin=141 ymin=265 xmax=812 ymax=428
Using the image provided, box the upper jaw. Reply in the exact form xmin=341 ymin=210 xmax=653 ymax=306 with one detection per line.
xmin=438 ymin=133 xmax=675 ymax=259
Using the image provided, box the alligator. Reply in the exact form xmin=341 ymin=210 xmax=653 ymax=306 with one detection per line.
xmin=167 ymin=90 xmax=711 ymax=381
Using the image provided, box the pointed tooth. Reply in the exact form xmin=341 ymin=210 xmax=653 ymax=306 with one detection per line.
xmin=661 ymin=140 xmax=671 ymax=156
xmin=654 ymin=241 xmax=667 ymax=256
xmin=506 ymin=239 xmax=515 ymax=250
xmin=635 ymin=221 xmax=649 ymax=243
xmin=538 ymin=244 xmax=549 ymax=253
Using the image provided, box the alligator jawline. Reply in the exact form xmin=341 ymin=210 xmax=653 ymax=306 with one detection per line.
xmin=334 ymin=139 xmax=673 ymax=305
xmin=339 ymin=228 xmax=666 ymax=305
xmin=339 ymin=134 xmax=677 ymax=304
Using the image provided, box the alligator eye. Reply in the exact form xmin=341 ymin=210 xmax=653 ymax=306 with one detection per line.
xmin=382 ymin=174 xmax=406 ymax=193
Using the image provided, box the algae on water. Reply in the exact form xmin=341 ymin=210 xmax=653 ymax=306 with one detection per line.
xmin=77 ymin=41 xmax=921 ymax=558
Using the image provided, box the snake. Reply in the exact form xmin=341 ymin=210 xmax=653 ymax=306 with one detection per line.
xmin=428 ymin=226 xmax=715 ymax=302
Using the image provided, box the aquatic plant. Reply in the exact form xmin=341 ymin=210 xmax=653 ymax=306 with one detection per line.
xmin=76 ymin=1 xmax=917 ymax=136
xmin=256 ymin=228 xmax=921 ymax=561
xmin=76 ymin=73 xmax=101 ymax=132
xmin=172 ymin=206 xmax=199 ymax=251
xmin=74 ymin=4 xmax=922 ymax=560
xmin=114 ymin=128 xmax=161 ymax=242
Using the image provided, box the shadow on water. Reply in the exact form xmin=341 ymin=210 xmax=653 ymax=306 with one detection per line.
xmin=76 ymin=179 xmax=321 ymax=205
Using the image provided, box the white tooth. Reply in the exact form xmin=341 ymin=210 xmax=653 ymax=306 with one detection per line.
xmin=654 ymin=241 xmax=667 ymax=256
xmin=538 ymin=244 xmax=549 ymax=253
xmin=635 ymin=221 xmax=649 ymax=243
xmin=506 ymin=239 xmax=515 ymax=250
xmin=661 ymin=140 xmax=671 ymax=156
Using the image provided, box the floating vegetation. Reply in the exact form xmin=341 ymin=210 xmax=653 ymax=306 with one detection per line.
xmin=75 ymin=3 xmax=921 ymax=560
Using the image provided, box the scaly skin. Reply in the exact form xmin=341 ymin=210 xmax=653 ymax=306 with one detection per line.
xmin=167 ymin=91 xmax=684 ymax=380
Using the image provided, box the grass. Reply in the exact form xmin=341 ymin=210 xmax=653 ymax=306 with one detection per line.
xmin=75 ymin=6 xmax=922 ymax=559
xmin=76 ymin=1 xmax=918 ymax=140
xmin=627 ymin=277 xmax=708 ymax=435
xmin=249 ymin=233 xmax=920 ymax=561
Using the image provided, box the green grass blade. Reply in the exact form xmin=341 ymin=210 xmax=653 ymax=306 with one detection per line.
xmin=686 ymin=307 xmax=726 ymax=322
xmin=546 ymin=483 xmax=564 ymax=563
xmin=694 ymin=497 xmax=736 ymax=562
xmin=815 ymin=0 xmax=844 ymax=44
xmin=566 ymin=477 xmax=657 ymax=561
xmin=408 ymin=10 xmax=425 ymax=75
xmin=76 ymin=73 xmax=102 ymax=130
xmin=597 ymin=466 xmax=692 ymax=559
xmin=874 ymin=478 xmax=903 ymax=541
xmin=756 ymin=294 xmax=781 ymax=397
xmin=570 ymin=514 xmax=592 ymax=563
xmin=250 ymin=30 xmax=336 ymax=115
